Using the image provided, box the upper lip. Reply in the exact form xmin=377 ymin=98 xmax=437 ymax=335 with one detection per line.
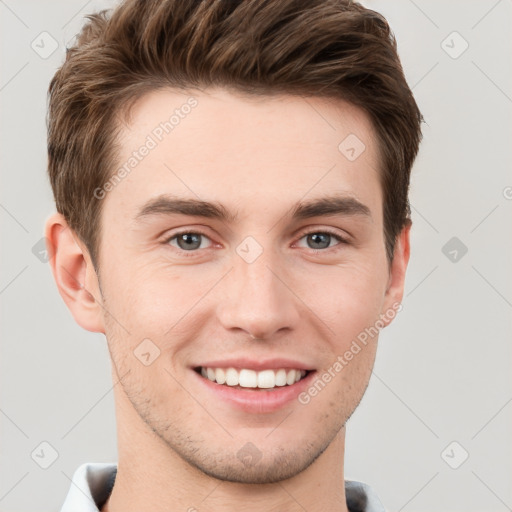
xmin=193 ymin=358 xmax=315 ymax=372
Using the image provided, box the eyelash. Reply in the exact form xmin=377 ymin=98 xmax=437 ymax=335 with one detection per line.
xmin=163 ymin=228 xmax=349 ymax=257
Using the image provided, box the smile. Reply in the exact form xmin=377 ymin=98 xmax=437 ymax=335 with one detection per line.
xmin=195 ymin=366 xmax=311 ymax=390
xmin=191 ymin=365 xmax=318 ymax=414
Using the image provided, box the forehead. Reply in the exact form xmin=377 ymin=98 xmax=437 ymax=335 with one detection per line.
xmin=106 ymin=87 xmax=382 ymax=221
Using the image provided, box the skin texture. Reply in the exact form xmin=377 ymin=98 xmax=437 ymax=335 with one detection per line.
xmin=46 ymin=87 xmax=410 ymax=512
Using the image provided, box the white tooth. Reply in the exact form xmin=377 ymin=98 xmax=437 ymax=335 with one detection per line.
xmin=206 ymin=367 xmax=304 ymax=388
xmin=286 ymin=369 xmax=297 ymax=385
xmin=275 ymin=369 xmax=287 ymax=386
xmin=225 ymin=367 xmax=239 ymax=386
xmin=257 ymin=369 xmax=276 ymax=388
xmin=239 ymin=369 xmax=258 ymax=388
xmin=215 ymin=368 xmax=226 ymax=385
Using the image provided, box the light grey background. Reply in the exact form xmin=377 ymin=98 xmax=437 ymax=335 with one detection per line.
xmin=1 ymin=1 xmax=511 ymax=511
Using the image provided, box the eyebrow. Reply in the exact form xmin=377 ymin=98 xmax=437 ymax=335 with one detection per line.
xmin=134 ymin=193 xmax=372 ymax=224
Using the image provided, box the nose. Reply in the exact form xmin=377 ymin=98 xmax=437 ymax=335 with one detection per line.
xmin=216 ymin=246 xmax=300 ymax=340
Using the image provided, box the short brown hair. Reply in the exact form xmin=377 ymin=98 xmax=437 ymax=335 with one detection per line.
xmin=47 ymin=0 xmax=423 ymax=269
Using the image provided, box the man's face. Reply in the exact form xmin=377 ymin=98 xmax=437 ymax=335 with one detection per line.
xmin=95 ymin=87 xmax=403 ymax=483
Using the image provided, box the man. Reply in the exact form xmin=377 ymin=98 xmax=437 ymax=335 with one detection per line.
xmin=45 ymin=0 xmax=423 ymax=510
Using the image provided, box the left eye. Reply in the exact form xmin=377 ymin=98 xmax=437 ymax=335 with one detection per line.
xmin=296 ymin=231 xmax=346 ymax=250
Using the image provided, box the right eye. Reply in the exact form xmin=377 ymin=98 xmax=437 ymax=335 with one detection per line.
xmin=164 ymin=230 xmax=214 ymax=253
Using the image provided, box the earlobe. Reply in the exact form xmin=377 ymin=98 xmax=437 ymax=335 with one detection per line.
xmin=380 ymin=221 xmax=411 ymax=326
xmin=44 ymin=212 xmax=105 ymax=333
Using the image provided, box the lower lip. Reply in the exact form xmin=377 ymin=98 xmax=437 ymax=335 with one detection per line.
xmin=191 ymin=368 xmax=317 ymax=414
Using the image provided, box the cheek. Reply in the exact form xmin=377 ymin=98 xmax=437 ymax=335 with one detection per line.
xmin=102 ymin=258 xmax=208 ymax=331
xmin=305 ymin=262 xmax=387 ymax=337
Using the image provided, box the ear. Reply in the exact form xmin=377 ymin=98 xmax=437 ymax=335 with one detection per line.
xmin=379 ymin=221 xmax=411 ymax=327
xmin=44 ymin=212 xmax=105 ymax=333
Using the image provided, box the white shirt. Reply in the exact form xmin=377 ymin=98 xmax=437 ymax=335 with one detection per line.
xmin=60 ymin=462 xmax=386 ymax=512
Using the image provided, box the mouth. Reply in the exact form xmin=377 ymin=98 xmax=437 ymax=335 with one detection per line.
xmin=193 ymin=366 xmax=313 ymax=391
xmin=190 ymin=357 xmax=318 ymax=413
